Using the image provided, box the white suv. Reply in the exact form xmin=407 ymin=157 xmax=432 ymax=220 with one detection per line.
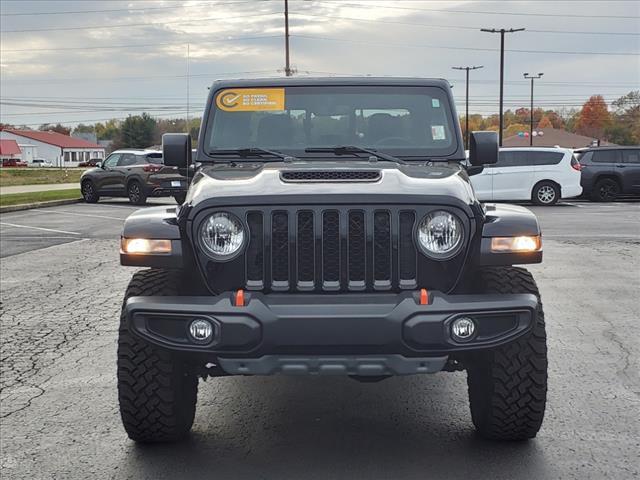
xmin=470 ymin=147 xmax=582 ymax=205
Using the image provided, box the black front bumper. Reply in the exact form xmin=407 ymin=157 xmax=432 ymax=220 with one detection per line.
xmin=125 ymin=291 xmax=537 ymax=375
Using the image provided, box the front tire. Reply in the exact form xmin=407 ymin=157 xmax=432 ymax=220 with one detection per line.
xmin=117 ymin=269 xmax=198 ymax=443
xmin=81 ymin=180 xmax=100 ymax=203
xmin=466 ymin=267 xmax=547 ymax=441
xmin=531 ymin=181 xmax=559 ymax=206
xmin=127 ymin=180 xmax=147 ymax=205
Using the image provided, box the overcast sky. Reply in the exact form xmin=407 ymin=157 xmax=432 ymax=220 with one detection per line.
xmin=1 ymin=0 xmax=638 ymax=127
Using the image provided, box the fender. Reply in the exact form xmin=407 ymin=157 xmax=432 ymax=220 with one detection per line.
xmin=478 ymin=203 xmax=542 ymax=266
xmin=120 ymin=206 xmax=184 ymax=268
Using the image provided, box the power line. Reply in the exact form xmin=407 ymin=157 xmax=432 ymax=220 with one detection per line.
xmin=1 ymin=35 xmax=281 ymax=53
xmin=0 ymin=1 xmax=256 ymax=16
xmin=291 ymin=34 xmax=640 ymax=56
xmin=312 ymin=2 xmax=640 ymax=20
xmin=292 ymin=12 xmax=640 ymax=36
xmin=1 ymin=11 xmax=281 ymax=33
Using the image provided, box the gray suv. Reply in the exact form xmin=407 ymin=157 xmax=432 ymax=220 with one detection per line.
xmin=80 ymin=149 xmax=188 ymax=205
xmin=576 ymin=146 xmax=640 ymax=201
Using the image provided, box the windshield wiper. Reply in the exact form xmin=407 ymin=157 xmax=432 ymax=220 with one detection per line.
xmin=305 ymin=146 xmax=408 ymax=165
xmin=208 ymin=148 xmax=300 ymax=162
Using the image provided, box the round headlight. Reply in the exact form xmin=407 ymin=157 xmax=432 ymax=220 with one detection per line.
xmin=417 ymin=211 xmax=464 ymax=259
xmin=199 ymin=212 xmax=245 ymax=259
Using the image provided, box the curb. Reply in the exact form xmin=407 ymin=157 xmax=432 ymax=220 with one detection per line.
xmin=0 ymin=198 xmax=83 ymax=214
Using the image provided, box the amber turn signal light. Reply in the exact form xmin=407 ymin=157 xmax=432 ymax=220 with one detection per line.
xmin=491 ymin=235 xmax=541 ymax=253
xmin=120 ymin=237 xmax=172 ymax=255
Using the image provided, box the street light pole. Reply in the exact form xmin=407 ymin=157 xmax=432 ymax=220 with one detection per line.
xmin=481 ymin=28 xmax=525 ymax=146
xmin=523 ymin=73 xmax=543 ymax=146
xmin=452 ymin=65 xmax=483 ymax=150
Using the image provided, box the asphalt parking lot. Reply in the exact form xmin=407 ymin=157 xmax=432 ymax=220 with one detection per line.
xmin=1 ymin=199 xmax=639 ymax=479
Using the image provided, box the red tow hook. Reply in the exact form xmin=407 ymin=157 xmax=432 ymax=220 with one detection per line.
xmin=419 ymin=288 xmax=429 ymax=305
xmin=235 ymin=289 xmax=245 ymax=307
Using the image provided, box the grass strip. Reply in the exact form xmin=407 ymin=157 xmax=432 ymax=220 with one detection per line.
xmin=0 ymin=188 xmax=81 ymax=207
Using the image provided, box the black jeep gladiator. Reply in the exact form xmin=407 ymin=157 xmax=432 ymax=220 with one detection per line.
xmin=118 ymin=77 xmax=547 ymax=443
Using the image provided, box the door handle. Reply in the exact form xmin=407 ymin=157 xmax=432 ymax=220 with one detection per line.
xmin=616 ymin=164 xmax=626 ymax=168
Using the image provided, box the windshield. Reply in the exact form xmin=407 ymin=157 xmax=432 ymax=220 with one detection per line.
xmin=204 ymin=85 xmax=458 ymax=159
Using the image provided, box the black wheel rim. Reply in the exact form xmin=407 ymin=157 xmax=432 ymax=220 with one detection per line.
xmin=129 ymin=184 xmax=140 ymax=202
xmin=599 ymin=183 xmax=617 ymax=200
xmin=82 ymin=183 xmax=93 ymax=199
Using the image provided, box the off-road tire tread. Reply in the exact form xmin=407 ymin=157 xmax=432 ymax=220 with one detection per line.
xmin=117 ymin=269 xmax=197 ymax=442
xmin=467 ymin=267 xmax=547 ymax=441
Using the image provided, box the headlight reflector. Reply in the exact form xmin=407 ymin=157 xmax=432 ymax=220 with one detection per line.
xmin=199 ymin=212 xmax=245 ymax=259
xmin=417 ymin=211 xmax=463 ymax=259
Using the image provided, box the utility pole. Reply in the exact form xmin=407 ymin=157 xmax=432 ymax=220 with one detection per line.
xmin=186 ymin=43 xmax=190 ymax=134
xmin=481 ymin=28 xmax=525 ymax=146
xmin=284 ymin=0 xmax=292 ymax=76
xmin=452 ymin=65 xmax=483 ymax=150
xmin=523 ymin=72 xmax=543 ymax=146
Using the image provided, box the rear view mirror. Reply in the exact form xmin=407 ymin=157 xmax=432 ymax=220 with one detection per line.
xmin=469 ymin=131 xmax=498 ymax=166
xmin=163 ymin=133 xmax=192 ymax=169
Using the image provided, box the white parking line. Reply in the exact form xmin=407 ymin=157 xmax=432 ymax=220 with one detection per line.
xmin=43 ymin=210 xmax=125 ymax=221
xmin=0 ymin=222 xmax=80 ymax=235
xmin=84 ymin=203 xmax=135 ymax=210
xmin=1 ymin=236 xmax=81 ymax=240
xmin=544 ymin=234 xmax=640 ymax=238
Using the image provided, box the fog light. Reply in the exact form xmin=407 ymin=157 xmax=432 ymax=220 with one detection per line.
xmin=189 ymin=319 xmax=213 ymax=343
xmin=451 ymin=317 xmax=476 ymax=342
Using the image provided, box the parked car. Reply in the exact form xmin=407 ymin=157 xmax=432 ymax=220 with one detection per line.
xmin=80 ymin=149 xmax=188 ymax=205
xmin=78 ymin=158 xmax=102 ymax=167
xmin=28 ymin=158 xmax=53 ymax=167
xmin=470 ymin=147 xmax=582 ymax=205
xmin=1 ymin=158 xmax=28 ymax=167
xmin=575 ymin=146 xmax=640 ymax=201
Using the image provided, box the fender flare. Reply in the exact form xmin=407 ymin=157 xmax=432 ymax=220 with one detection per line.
xmin=478 ymin=203 xmax=542 ymax=266
xmin=120 ymin=206 xmax=183 ymax=268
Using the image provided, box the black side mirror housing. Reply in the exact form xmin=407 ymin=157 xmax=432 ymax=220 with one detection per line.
xmin=469 ymin=131 xmax=498 ymax=166
xmin=163 ymin=133 xmax=192 ymax=169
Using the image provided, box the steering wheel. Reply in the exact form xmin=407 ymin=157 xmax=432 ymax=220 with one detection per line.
xmin=373 ymin=136 xmax=413 ymax=147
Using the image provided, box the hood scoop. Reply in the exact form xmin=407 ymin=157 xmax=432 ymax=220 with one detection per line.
xmin=280 ymin=170 xmax=381 ymax=183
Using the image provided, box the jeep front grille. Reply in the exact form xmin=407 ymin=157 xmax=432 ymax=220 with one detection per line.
xmin=244 ymin=207 xmax=419 ymax=292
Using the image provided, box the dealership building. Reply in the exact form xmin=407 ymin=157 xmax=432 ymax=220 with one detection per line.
xmin=0 ymin=129 xmax=105 ymax=166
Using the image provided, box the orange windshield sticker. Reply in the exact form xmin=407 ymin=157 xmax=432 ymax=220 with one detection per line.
xmin=215 ymin=88 xmax=285 ymax=112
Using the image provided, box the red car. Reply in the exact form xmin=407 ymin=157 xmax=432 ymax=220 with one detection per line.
xmin=2 ymin=158 xmax=28 ymax=167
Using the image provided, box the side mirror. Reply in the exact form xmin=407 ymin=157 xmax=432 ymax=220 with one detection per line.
xmin=469 ymin=131 xmax=498 ymax=166
xmin=96 ymin=162 xmax=102 ymax=169
xmin=163 ymin=133 xmax=192 ymax=169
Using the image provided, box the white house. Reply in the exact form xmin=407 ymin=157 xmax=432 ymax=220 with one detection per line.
xmin=0 ymin=129 xmax=105 ymax=167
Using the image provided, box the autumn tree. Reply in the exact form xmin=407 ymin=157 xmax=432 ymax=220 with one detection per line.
xmin=605 ymin=90 xmax=639 ymax=145
xmin=505 ymin=123 xmax=529 ymax=136
xmin=537 ymin=116 xmax=552 ymax=129
xmin=575 ymin=95 xmax=611 ymax=139
xmin=39 ymin=123 xmax=71 ymax=135
xmin=94 ymin=119 xmax=121 ymax=141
